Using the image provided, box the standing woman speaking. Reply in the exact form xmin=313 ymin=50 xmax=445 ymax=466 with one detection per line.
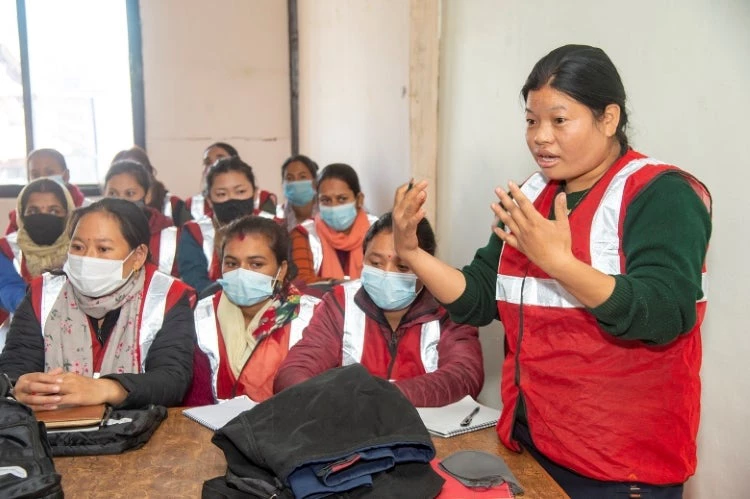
xmin=392 ymin=45 xmax=711 ymax=498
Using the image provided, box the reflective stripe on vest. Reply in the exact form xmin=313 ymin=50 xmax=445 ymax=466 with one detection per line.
xmin=194 ymin=294 xmax=318 ymax=401
xmin=190 ymin=193 xmax=207 ymax=220
xmin=5 ymin=232 xmax=22 ymax=274
xmin=162 ymin=195 xmax=173 ymax=219
xmin=340 ymin=281 xmax=439 ymax=373
xmin=158 ymin=227 xmax=178 ymax=275
xmin=40 ymin=271 xmax=173 ymax=372
xmin=496 ymin=157 xmax=708 ymax=307
xmin=304 ymin=214 xmax=379 ymax=276
xmin=196 ymin=219 xmax=215 ymax=270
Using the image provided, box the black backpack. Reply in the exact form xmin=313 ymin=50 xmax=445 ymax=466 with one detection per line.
xmin=0 ymin=374 xmax=64 ymax=499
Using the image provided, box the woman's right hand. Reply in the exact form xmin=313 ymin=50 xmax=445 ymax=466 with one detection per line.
xmin=13 ymin=367 xmax=65 ymax=411
xmin=392 ymin=180 xmax=428 ymax=262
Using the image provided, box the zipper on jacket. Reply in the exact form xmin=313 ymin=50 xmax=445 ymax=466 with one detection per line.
xmin=385 ymin=330 xmax=401 ymax=380
xmin=231 ymin=334 xmax=269 ymax=398
xmin=508 ymin=266 xmax=529 ymax=440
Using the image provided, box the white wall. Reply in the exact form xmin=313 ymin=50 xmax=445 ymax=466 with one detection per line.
xmin=297 ymin=0 xmax=410 ymax=215
xmin=138 ymin=0 xmax=291 ymax=201
xmin=438 ymin=0 xmax=750 ymax=497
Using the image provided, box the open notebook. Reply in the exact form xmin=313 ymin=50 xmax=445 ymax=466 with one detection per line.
xmin=416 ymin=396 xmax=500 ymax=438
xmin=182 ymin=396 xmax=258 ymax=431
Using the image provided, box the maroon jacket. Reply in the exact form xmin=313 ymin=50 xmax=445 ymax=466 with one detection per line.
xmin=274 ymin=284 xmax=484 ymax=407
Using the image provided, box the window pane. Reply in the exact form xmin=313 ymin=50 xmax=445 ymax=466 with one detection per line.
xmin=0 ymin=1 xmax=27 ymax=185
xmin=26 ymin=0 xmax=133 ymax=185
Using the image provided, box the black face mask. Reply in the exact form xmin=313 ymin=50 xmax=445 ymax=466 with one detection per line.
xmin=23 ymin=214 xmax=65 ymax=245
xmin=212 ymin=198 xmax=255 ymax=225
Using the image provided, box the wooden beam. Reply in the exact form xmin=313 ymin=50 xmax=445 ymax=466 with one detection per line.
xmin=409 ymin=0 xmax=440 ymax=225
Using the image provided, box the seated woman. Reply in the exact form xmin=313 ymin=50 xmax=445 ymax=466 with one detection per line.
xmin=187 ymin=142 xmax=277 ymax=221
xmin=179 ymin=157 xmax=274 ymax=293
xmin=104 ymin=160 xmax=178 ymax=276
xmin=0 ymin=179 xmax=76 ymax=350
xmin=5 ymin=148 xmax=88 ymax=234
xmin=278 ymin=154 xmax=319 ymax=232
xmin=290 ymin=163 xmax=378 ymax=285
xmin=193 ymin=216 xmax=319 ymax=402
xmin=112 ymin=146 xmax=192 ymax=226
xmin=275 ymin=212 xmax=484 ymax=407
xmin=0 ymin=198 xmax=196 ymax=410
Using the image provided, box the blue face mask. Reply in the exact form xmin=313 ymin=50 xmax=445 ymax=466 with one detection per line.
xmin=319 ymin=202 xmax=358 ymax=231
xmin=45 ymin=174 xmax=66 ymax=186
xmin=360 ymin=265 xmax=419 ymax=311
xmin=218 ymin=267 xmax=279 ymax=307
xmin=284 ymin=180 xmax=316 ymax=207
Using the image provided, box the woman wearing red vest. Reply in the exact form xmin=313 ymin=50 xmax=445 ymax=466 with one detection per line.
xmin=276 ymin=212 xmax=484 ymax=407
xmin=0 ymin=198 xmax=196 ymax=410
xmin=0 ymin=179 xmax=75 ymax=351
xmin=186 ymin=142 xmax=278 ymax=221
xmin=192 ymin=215 xmax=318 ymax=402
xmin=392 ymin=45 xmax=711 ymax=498
xmin=104 ymin=160 xmax=178 ymax=277
xmin=289 ymin=163 xmax=378 ymax=286
xmin=179 ymin=157 xmax=278 ymax=293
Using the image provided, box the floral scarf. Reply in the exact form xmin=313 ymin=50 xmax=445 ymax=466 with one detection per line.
xmin=43 ymin=271 xmax=146 ymax=376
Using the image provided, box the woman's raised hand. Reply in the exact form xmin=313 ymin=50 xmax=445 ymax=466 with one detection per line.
xmin=392 ymin=180 xmax=428 ymax=262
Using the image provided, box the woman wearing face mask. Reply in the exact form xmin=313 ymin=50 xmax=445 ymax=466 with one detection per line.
xmin=5 ymin=148 xmax=88 ymax=235
xmin=0 ymin=198 xmax=196 ymax=410
xmin=278 ymin=154 xmax=319 ymax=232
xmin=104 ymin=160 xmax=178 ymax=276
xmin=275 ymin=212 xmax=484 ymax=407
xmin=191 ymin=216 xmax=320 ymax=403
xmin=186 ymin=142 xmax=277 ymax=221
xmin=0 ymin=179 xmax=75 ymax=351
xmin=290 ymin=163 xmax=378 ymax=285
xmin=179 ymin=157 xmax=273 ymax=293
xmin=112 ymin=146 xmax=192 ymax=226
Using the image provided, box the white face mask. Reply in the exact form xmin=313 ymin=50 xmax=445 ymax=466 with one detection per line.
xmin=63 ymin=250 xmax=135 ymax=297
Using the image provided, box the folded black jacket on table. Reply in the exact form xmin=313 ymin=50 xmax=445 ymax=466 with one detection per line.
xmin=204 ymin=364 xmax=444 ymax=498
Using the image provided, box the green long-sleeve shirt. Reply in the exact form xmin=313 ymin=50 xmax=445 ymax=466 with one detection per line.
xmin=445 ymin=172 xmax=712 ymax=345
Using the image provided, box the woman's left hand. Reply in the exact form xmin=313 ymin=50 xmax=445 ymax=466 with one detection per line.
xmin=492 ymin=181 xmax=575 ymax=278
xmin=55 ymin=372 xmax=127 ymax=407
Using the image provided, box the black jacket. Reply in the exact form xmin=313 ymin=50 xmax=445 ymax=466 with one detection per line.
xmin=0 ymin=292 xmax=195 ymax=409
xmin=206 ymin=364 xmax=444 ymax=498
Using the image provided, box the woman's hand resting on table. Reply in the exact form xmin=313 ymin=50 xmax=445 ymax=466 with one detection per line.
xmin=14 ymin=367 xmax=127 ymax=411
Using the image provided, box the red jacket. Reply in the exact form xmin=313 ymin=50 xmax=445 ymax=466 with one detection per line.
xmin=496 ymin=150 xmax=710 ymax=484
xmin=274 ymin=281 xmax=484 ymax=407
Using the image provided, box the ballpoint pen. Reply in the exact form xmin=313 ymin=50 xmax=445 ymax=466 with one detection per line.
xmin=460 ymin=406 xmax=480 ymax=427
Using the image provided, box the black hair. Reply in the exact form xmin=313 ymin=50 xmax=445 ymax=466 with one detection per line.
xmin=521 ymin=44 xmax=629 ymax=155
xmin=363 ymin=212 xmax=436 ymax=257
xmin=27 ymin=148 xmax=68 ymax=171
xmin=105 ymin=160 xmax=152 ymax=195
xmin=220 ymin=215 xmax=296 ymax=293
xmin=205 ymin=156 xmax=256 ymax=194
xmin=281 ymin=155 xmax=319 ymax=180
xmin=204 ymin=142 xmax=239 ymax=158
xmin=317 ymin=163 xmax=361 ymax=196
xmin=19 ymin=178 xmax=69 ymax=219
xmin=111 ymin=147 xmax=169 ymax=211
xmin=70 ymin=198 xmax=151 ymax=255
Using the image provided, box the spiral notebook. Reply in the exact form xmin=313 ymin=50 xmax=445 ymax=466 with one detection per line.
xmin=182 ymin=396 xmax=258 ymax=431
xmin=416 ymin=396 xmax=500 ymax=438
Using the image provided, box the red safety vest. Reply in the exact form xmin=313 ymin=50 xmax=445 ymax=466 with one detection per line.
xmin=194 ymin=291 xmax=320 ymax=401
xmin=337 ymin=281 xmax=440 ymax=381
xmin=30 ymin=264 xmax=193 ymax=373
xmin=495 ymin=149 xmax=710 ymax=484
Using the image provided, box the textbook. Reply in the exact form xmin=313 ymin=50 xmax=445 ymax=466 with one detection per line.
xmin=182 ymin=396 xmax=258 ymax=431
xmin=35 ymin=404 xmax=110 ymax=430
xmin=416 ymin=396 xmax=500 ymax=438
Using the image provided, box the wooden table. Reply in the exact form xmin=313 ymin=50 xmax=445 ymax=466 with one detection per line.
xmin=54 ymin=408 xmax=568 ymax=498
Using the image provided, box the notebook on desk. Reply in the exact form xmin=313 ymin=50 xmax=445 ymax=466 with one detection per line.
xmin=416 ymin=396 xmax=500 ymax=438
xmin=182 ymin=395 xmax=258 ymax=431
xmin=35 ymin=404 xmax=110 ymax=431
